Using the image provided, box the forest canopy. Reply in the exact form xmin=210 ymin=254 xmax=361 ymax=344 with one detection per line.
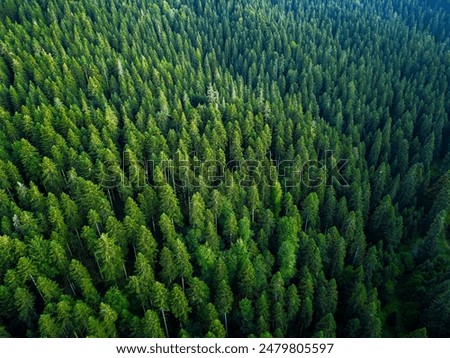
xmin=0 ymin=0 xmax=449 ymax=338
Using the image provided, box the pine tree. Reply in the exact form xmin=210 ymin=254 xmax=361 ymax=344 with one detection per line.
xmin=142 ymin=310 xmax=165 ymax=338
xmin=170 ymin=284 xmax=191 ymax=324
xmin=215 ymin=280 xmax=233 ymax=335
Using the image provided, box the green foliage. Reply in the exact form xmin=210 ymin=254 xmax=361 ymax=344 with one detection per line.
xmin=0 ymin=0 xmax=447 ymax=339
xmin=169 ymin=285 xmax=191 ymax=324
xmin=142 ymin=310 xmax=165 ymax=338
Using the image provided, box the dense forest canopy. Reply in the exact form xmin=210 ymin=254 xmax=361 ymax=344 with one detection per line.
xmin=0 ymin=0 xmax=449 ymax=338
